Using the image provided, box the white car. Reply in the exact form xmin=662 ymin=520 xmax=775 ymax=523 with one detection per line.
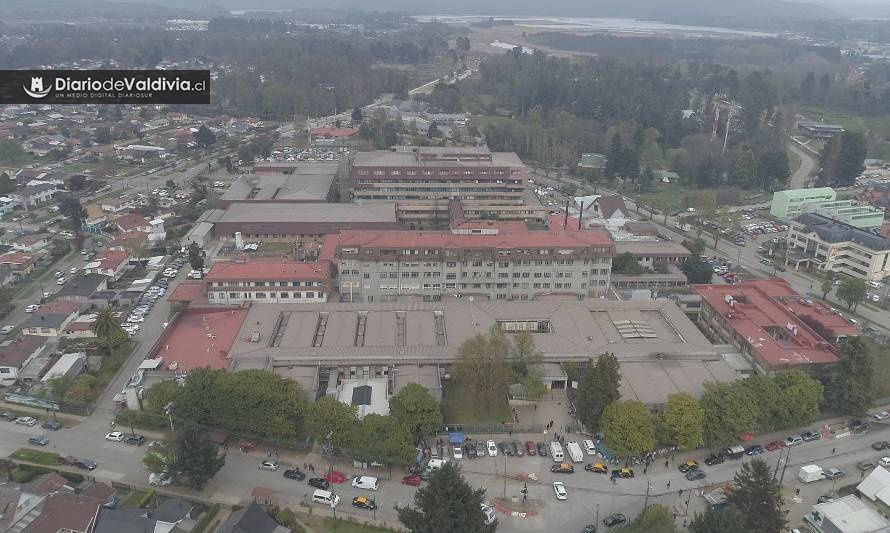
xmin=258 ymin=460 xmax=279 ymax=471
xmin=149 ymin=472 xmax=172 ymax=486
xmin=106 ymin=431 xmax=125 ymax=442
xmin=25 ymin=305 xmax=40 ymax=313
xmin=880 ymin=457 xmax=890 ymax=468
xmin=583 ymin=439 xmax=597 ymax=455
xmin=127 ymin=316 xmax=145 ymax=323
xmin=553 ymin=481 xmax=568 ymax=500
xmin=54 ymin=271 xmax=64 ymax=278
xmin=487 ymin=440 xmax=498 ymax=457
xmin=15 ymin=417 xmax=37 ymax=426
xmin=1 ymin=326 xmax=14 ymax=335
xmin=453 ymin=445 xmax=463 ymax=460
xmin=873 ymin=411 xmax=890 ymax=421
xmin=69 ymin=267 xmax=78 ymax=274
xmin=56 ymin=278 xmax=66 ymax=285
xmin=481 ymin=503 xmax=497 ymax=525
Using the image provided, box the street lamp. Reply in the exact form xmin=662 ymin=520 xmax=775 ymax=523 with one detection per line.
xmin=164 ymin=402 xmax=175 ymax=432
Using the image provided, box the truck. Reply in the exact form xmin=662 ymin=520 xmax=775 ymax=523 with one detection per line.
xmin=566 ymin=441 xmax=584 ymax=463
xmin=723 ymin=445 xmax=746 ymax=459
xmin=798 ymin=464 xmax=824 ymax=483
xmin=549 ymin=441 xmax=565 ymax=462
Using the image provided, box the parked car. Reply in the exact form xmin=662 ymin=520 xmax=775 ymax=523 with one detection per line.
xmin=476 ymin=441 xmax=486 ymax=457
xmin=498 ymin=442 xmax=513 ymax=456
xmin=603 ymin=514 xmax=627 ymax=527
xmin=553 ymin=481 xmax=568 ymax=500
xmin=487 ymin=440 xmax=498 ymax=457
xmin=512 ymin=440 xmax=524 ymax=457
xmin=258 ymin=460 xmax=279 ymax=471
xmin=0 ymin=412 xmax=18 ymax=422
xmin=401 ymin=474 xmax=422 ymax=486
xmin=784 ymin=435 xmax=803 ymax=447
xmin=585 ymin=463 xmax=608 ymax=474
xmin=704 ymin=453 xmax=725 ymax=466
xmin=610 ymin=468 xmax=634 ymax=479
xmin=857 ymin=459 xmax=877 ymax=471
xmin=823 ymin=467 xmax=845 ymax=480
xmin=352 ymin=496 xmax=377 ymax=510
xmin=464 ymin=444 xmax=477 ymax=459
xmin=685 ymin=470 xmax=706 ymax=481
xmin=105 ymin=431 xmax=125 ymax=442
xmin=678 ymin=460 xmax=699 ymax=473
xmin=879 ymin=457 xmax=890 ymax=468
xmin=74 ymin=458 xmax=97 ymax=470
xmin=124 ymin=434 xmax=145 ymax=446
xmin=872 ymin=441 xmax=889 ymax=451
xmin=284 ymin=469 xmax=306 ymax=480
xmin=453 ymin=445 xmax=463 ymax=460
xmin=16 ymin=417 xmax=37 ymax=426
xmin=765 ymin=440 xmax=785 ymax=452
xmin=28 ymin=435 xmax=49 ymax=446
xmin=873 ymin=411 xmax=890 ymax=421
xmin=308 ymin=478 xmax=330 ymax=490
xmin=801 ymin=431 xmax=821 ymax=442
xmin=149 ymin=472 xmax=172 ymax=486
xmin=851 ymin=419 xmax=870 ymax=434
xmin=481 ymin=503 xmax=497 ymax=525
xmin=537 ymin=442 xmax=549 ymax=457
xmin=1 ymin=326 xmax=15 ymax=335
xmin=551 ymin=463 xmax=575 ymax=474
xmin=525 ymin=441 xmax=537 ymax=456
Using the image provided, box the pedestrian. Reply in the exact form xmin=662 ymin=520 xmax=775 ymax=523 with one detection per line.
xmin=612 ymin=476 xmax=616 ymax=485
xmin=303 ymin=463 xmax=307 ymax=470
xmin=672 ymin=512 xmax=677 ymax=521
xmin=666 ymin=481 xmax=671 ymax=489
xmin=678 ymin=489 xmax=683 ymax=497
xmin=832 ymin=447 xmax=836 ymax=455
xmin=644 ymin=466 xmax=648 ymax=474
xmin=795 ymin=488 xmax=800 ymax=496
xmin=683 ymin=519 xmax=687 ymax=528
xmin=534 ymin=404 xmax=537 ymax=411
xmin=665 ymin=460 xmax=669 ymax=469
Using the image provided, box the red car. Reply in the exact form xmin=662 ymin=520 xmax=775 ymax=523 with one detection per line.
xmin=765 ymin=440 xmax=785 ymax=452
xmin=525 ymin=441 xmax=537 ymax=456
xmin=401 ymin=474 xmax=422 ymax=486
xmin=323 ymin=470 xmax=347 ymax=484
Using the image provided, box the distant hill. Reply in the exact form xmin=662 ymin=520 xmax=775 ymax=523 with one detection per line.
xmin=104 ymin=0 xmax=843 ymax=25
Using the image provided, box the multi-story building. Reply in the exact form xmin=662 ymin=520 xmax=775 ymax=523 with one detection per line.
xmin=347 ymin=146 xmax=549 ymax=227
xmin=204 ymin=259 xmax=331 ymax=304
xmin=787 ymin=213 xmax=890 ymax=281
xmin=802 ymin=200 xmax=885 ymax=229
xmin=329 ymin=220 xmax=614 ymax=302
xmin=692 ymin=278 xmax=856 ymax=374
xmin=770 ymin=187 xmax=837 ymax=219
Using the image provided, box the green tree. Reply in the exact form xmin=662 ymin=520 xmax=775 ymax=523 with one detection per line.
xmin=0 ymin=139 xmax=26 ymax=164
xmin=658 ymin=393 xmax=705 ymax=449
xmin=575 ymin=353 xmax=621 ymax=433
xmin=142 ymin=447 xmax=174 ymax=475
xmin=601 ymin=400 xmax=655 ymax=457
xmin=193 ymin=125 xmax=217 ymax=148
xmin=826 ymin=337 xmax=875 ymax=415
xmin=611 ymin=252 xmax=644 ymax=275
xmin=729 ymin=459 xmax=787 ymax=533
xmin=837 ymin=278 xmax=866 ymax=311
xmin=172 ymin=424 xmax=225 ymax=489
xmin=624 ymin=505 xmax=679 ymax=533
xmin=0 ymin=172 xmax=14 ymax=195
xmin=188 ymin=242 xmax=204 ymax=271
xmin=689 ymin=507 xmax=749 ymax=533
xmin=389 ymin=383 xmax=443 ymax=439
xmin=774 ymin=370 xmax=823 ymax=428
xmin=397 ymin=463 xmax=495 ymax=533
xmin=62 ymin=375 xmax=96 ymax=406
xmin=94 ymin=127 xmax=113 ymax=144
xmin=683 ymin=257 xmax=713 ymax=284
xmin=57 ymin=195 xmax=85 ymax=233
xmin=351 ymin=107 xmax=363 ymax=123
xmin=145 ymin=380 xmax=182 ymax=418
xmin=352 ymin=414 xmax=416 ymax=472
xmin=683 ymin=238 xmax=706 ymax=257
xmin=699 ymin=382 xmax=760 ymax=447
xmin=821 ymin=272 xmax=835 ymax=300
xmin=90 ymin=308 xmax=128 ymax=355
xmin=304 ymin=395 xmax=357 ymax=446
xmin=452 ymin=325 xmax=512 ymax=415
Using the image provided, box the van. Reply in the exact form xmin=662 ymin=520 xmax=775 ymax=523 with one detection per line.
xmin=723 ymin=445 xmax=745 ymax=459
xmin=549 ymin=441 xmax=564 ymax=462
xmin=566 ymin=441 xmax=584 ymax=463
xmin=351 ymin=475 xmax=379 ymax=491
xmin=427 ymin=458 xmax=448 ymax=470
xmin=312 ymin=489 xmax=341 ymax=507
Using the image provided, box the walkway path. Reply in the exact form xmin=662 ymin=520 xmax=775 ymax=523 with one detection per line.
xmin=789 ymin=142 xmax=817 ymax=189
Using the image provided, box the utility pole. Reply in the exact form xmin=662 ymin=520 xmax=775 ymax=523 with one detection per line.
xmin=643 ymin=481 xmax=651 ymax=510
xmin=164 ymin=402 xmax=175 ymax=432
xmin=503 ymin=453 xmax=507 ymax=499
xmin=779 ymin=445 xmax=792 ymax=485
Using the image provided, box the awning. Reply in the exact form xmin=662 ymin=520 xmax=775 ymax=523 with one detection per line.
xmin=138 ymin=358 xmax=164 ymax=370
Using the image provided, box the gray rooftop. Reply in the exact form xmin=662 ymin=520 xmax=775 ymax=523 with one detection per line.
xmin=222 ymin=164 xmax=337 ymax=202
xmin=795 ymin=212 xmax=890 ymax=250
xmin=55 ymin=273 xmax=107 ymax=298
xmin=353 ymin=147 xmax=524 ymax=169
xmin=614 ymin=241 xmax=693 ymax=256
xmin=217 ymin=202 xmax=397 ymax=224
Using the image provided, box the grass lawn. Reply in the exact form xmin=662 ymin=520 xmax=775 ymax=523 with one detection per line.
xmin=123 ymin=490 xmax=149 ymax=507
xmin=10 ymin=448 xmax=59 ymax=465
xmin=441 ymin=382 xmax=511 ymax=425
xmin=300 ymin=515 xmax=399 ymax=533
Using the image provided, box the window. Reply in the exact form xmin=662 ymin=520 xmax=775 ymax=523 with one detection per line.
xmin=446 ymin=262 xmax=457 ymax=268
xmin=256 ymin=292 xmax=266 ymax=298
xmin=280 ymin=293 xmax=289 ymax=298
xmin=306 ymin=292 xmax=315 ymax=298
xmin=363 ymin=273 xmax=370 ymax=279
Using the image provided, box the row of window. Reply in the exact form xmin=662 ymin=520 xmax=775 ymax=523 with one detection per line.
xmin=210 ymin=291 xmax=323 ymax=300
xmin=211 ymin=281 xmax=324 ymax=288
xmin=341 ymin=258 xmax=610 ymax=267
xmin=355 ymin=169 xmax=509 ymax=176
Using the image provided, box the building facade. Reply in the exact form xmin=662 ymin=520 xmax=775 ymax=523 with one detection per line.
xmin=331 ymin=225 xmax=615 ymax=302
xmin=348 ymin=146 xmax=548 ymax=226
xmin=803 ymin=200 xmax=885 ymax=229
xmin=787 ymin=213 xmax=890 ymax=281
xmin=205 ymin=260 xmax=331 ymax=304
xmin=770 ymin=187 xmax=837 ymax=219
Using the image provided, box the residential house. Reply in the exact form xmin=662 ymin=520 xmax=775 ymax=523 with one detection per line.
xmin=0 ymin=196 xmax=16 ymax=216
xmin=83 ymin=249 xmax=130 ymax=279
xmin=20 ymin=300 xmax=80 ymax=337
xmin=14 ymin=169 xmax=48 ymax=181
xmin=55 ymin=273 xmax=109 ymax=305
xmin=0 ymin=335 xmax=47 ymax=384
xmin=0 ymin=252 xmax=37 ymax=277
xmin=0 ymin=265 xmax=15 ymax=287
xmin=84 ymin=205 xmax=107 ymax=228
xmin=100 ymin=196 xmax=131 ymax=213
xmin=1 ymin=233 xmax=51 ymax=253
xmin=112 ymin=213 xmax=151 ymax=233
xmin=571 ymin=194 xmax=630 ymax=229
xmin=28 ymin=143 xmax=55 ymax=157
xmin=20 ymin=492 xmax=105 ymax=533
xmin=11 ymin=183 xmax=57 ymax=207
xmin=218 ymin=501 xmax=290 ymax=533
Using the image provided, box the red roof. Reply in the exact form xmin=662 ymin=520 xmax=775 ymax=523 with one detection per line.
xmin=167 ymin=281 xmax=207 ymax=304
xmin=334 ymin=226 xmax=613 ymax=250
xmin=691 ymin=278 xmax=842 ymax=368
xmin=0 ymin=252 xmax=35 ymax=268
xmin=37 ymin=299 xmax=79 ymax=316
xmin=310 ymin=126 xmax=358 ymax=138
xmin=113 ymin=213 xmax=148 ymax=232
xmin=96 ymin=249 xmax=129 ymax=270
xmin=0 ymin=335 xmax=46 ymax=369
xmin=206 ymin=260 xmax=331 ymax=282
xmin=148 ymin=308 xmax=249 ymax=371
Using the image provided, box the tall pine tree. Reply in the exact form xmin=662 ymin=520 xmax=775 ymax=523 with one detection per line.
xmin=575 ymin=353 xmax=621 ymax=432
